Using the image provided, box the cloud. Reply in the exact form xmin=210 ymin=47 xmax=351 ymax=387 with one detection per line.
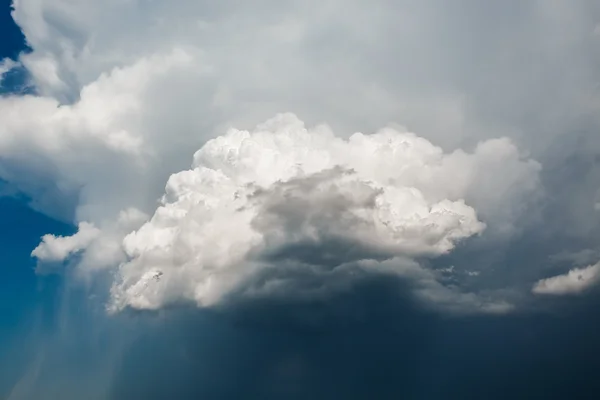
xmin=0 ymin=0 xmax=598 ymax=316
xmin=9 ymin=0 xmax=600 ymax=151
xmin=0 ymin=48 xmax=202 ymax=221
xmin=32 ymin=208 xmax=148 ymax=275
xmin=3 ymin=0 xmax=593 ymax=226
xmin=20 ymin=111 xmax=539 ymax=313
xmin=104 ymin=281 xmax=600 ymax=399
xmin=31 ymin=221 xmax=99 ymax=262
xmin=0 ymin=58 xmax=18 ymax=81
xmin=533 ymin=263 xmax=600 ymax=295
xmin=5 ymin=2 xmax=600 ymax=398
xmin=98 ymin=113 xmax=535 ymax=312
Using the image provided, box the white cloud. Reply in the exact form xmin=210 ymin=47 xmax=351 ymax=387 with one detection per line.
xmin=32 ymin=221 xmax=99 ymax=262
xmin=101 ymin=114 xmax=537 ymax=311
xmin=9 ymin=0 xmax=600 ymax=150
xmin=2 ymin=0 xmax=597 ymax=313
xmin=532 ymin=263 xmax=600 ymax=295
xmin=2 ymin=0 xmax=576 ymax=227
xmin=0 ymin=48 xmax=202 ymax=221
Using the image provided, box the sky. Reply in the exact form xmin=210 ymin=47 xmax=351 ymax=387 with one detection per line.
xmin=2 ymin=0 xmax=600 ymax=398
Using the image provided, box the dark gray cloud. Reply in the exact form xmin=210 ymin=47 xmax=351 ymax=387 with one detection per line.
xmin=5 ymin=265 xmax=600 ymax=399
xmin=106 ymin=279 xmax=600 ymax=400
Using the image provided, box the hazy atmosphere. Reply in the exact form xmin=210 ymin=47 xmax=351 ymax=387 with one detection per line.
xmin=2 ymin=1 xmax=600 ymax=399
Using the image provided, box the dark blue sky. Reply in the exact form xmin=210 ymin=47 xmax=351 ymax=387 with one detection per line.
xmin=0 ymin=0 xmax=32 ymax=95
xmin=0 ymin=3 xmax=72 ymax=395
xmin=0 ymin=0 xmax=26 ymax=59
xmin=0 ymin=0 xmax=33 ymax=327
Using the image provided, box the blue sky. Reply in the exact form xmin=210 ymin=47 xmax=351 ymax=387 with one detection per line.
xmin=0 ymin=0 xmax=36 ymax=336
xmin=0 ymin=3 xmax=71 ymax=394
xmin=0 ymin=1 xmax=25 ymax=59
xmin=3 ymin=0 xmax=600 ymax=398
xmin=0 ymin=203 xmax=68 ymax=398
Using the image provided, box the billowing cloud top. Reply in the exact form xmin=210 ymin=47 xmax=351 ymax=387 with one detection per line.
xmin=32 ymin=112 xmax=539 ymax=312
xmin=2 ymin=0 xmax=600 ymax=314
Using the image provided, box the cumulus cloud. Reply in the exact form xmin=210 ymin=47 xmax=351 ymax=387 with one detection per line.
xmin=31 ymin=221 xmax=99 ymax=262
xmin=8 ymin=0 xmax=600 ymax=151
xmin=1 ymin=0 xmax=599 ymax=315
xmin=0 ymin=48 xmax=205 ymax=221
xmin=97 ymin=114 xmax=536 ymax=312
xmin=6 ymin=2 xmax=600 ymax=398
xmin=532 ymin=263 xmax=600 ymax=295
xmin=2 ymin=0 xmax=590 ymax=225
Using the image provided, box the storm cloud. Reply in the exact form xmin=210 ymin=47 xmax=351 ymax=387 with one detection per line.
xmin=2 ymin=0 xmax=600 ymax=399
